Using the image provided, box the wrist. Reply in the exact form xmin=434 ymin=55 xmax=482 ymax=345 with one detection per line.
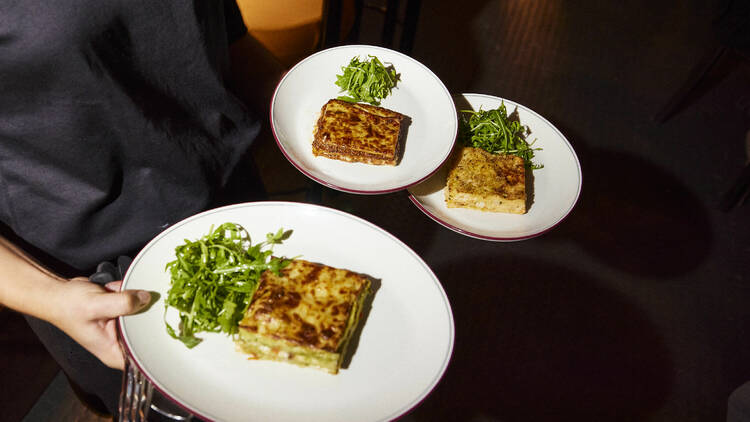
xmin=0 ymin=234 xmax=88 ymax=327
xmin=6 ymin=259 xmax=69 ymax=323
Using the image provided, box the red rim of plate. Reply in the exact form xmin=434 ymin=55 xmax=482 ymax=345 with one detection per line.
xmin=117 ymin=201 xmax=456 ymax=421
xmin=269 ymin=45 xmax=457 ymax=195
xmin=407 ymin=93 xmax=583 ymax=242
xmin=117 ymin=319 xmax=211 ymax=420
xmin=406 ymin=194 xmax=579 ymax=242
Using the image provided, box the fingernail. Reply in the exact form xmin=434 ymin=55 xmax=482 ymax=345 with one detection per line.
xmin=137 ymin=290 xmax=151 ymax=306
xmin=105 ymin=281 xmax=120 ymax=292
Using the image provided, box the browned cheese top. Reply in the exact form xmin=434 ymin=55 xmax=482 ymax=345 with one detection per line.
xmin=314 ymin=99 xmax=403 ymax=157
xmin=239 ymin=258 xmax=370 ymax=352
xmin=447 ymin=146 xmax=526 ymax=200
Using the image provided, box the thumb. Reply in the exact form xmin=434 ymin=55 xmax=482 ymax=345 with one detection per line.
xmin=92 ymin=289 xmax=152 ymax=319
xmin=104 ymin=280 xmax=122 ymax=292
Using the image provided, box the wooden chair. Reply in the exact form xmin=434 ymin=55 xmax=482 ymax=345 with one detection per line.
xmin=653 ymin=0 xmax=749 ymax=210
xmin=321 ymin=0 xmax=423 ymax=54
xmin=653 ymin=0 xmax=749 ymax=123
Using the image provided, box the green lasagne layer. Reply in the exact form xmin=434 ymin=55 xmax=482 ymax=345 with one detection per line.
xmin=236 ymin=259 xmax=371 ymax=374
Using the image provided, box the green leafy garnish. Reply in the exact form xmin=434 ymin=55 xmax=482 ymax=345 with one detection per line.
xmin=335 ymin=55 xmax=399 ymax=106
xmin=458 ymin=102 xmax=543 ymax=169
xmin=164 ymin=223 xmax=292 ymax=348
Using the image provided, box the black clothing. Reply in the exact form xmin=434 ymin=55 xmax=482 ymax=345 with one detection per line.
xmin=0 ymin=0 xmax=260 ymax=274
xmin=0 ymin=0 xmax=264 ymax=416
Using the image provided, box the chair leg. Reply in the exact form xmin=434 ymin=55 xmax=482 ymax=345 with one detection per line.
xmin=399 ymin=0 xmax=421 ymax=54
xmin=349 ymin=0 xmax=364 ymax=43
xmin=381 ymin=0 xmax=399 ymax=48
xmin=653 ymin=45 xmax=727 ymax=123
xmin=321 ymin=0 xmax=343 ymax=48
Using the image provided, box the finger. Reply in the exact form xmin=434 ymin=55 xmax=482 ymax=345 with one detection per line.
xmin=102 ymin=345 xmax=125 ymax=370
xmin=99 ymin=319 xmax=126 ymax=370
xmin=89 ymin=290 xmax=152 ymax=319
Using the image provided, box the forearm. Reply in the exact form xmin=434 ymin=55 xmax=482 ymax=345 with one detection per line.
xmin=0 ymin=234 xmax=152 ymax=369
xmin=0 ymin=235 xmax=67 ymax=322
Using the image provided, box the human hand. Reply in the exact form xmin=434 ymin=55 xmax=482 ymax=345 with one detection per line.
xmin=54 ymin=277 xmax=151 ymax=370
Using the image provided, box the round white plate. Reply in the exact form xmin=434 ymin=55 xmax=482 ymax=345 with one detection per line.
xmin=407 ymin=93 xmax=582 ymax=241
xmin=270 ymin=44 xmax=457 ymax=194
xmin=119 ymin=202 xmax=454 ymax=422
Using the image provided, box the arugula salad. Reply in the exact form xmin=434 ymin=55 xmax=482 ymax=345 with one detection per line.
xmin=335 ymin=55 xmax=399 ymax=106
xmin=164 ymin=223 xmax=292 ymax=348
xmin=458 ymin=102 xmax=543 ymax=169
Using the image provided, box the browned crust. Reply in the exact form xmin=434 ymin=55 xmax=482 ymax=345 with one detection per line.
xmin=312 ymin=99 xmax=405 ymax=166
xmin=445 ymin=146 xmax=527 ymax=213
xmin=239 ymin=259 xmax=370 ymax=352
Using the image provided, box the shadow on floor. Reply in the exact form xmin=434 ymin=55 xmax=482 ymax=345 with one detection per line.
xmin=548 ymin=124 xmax=713 ymax=278
xmin=0 ymin=309 xmax=61 ymax=422
xmin=410 ymin=254 xmax=674 ymax=422
xmin=22 ymin=371 xmax=111 ymax=422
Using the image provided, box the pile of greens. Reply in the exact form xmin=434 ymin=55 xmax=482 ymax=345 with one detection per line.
xmin=335 ymin=55 xmax=399 ymax=106
xmin=458 ymin=102 xmax=543 ymax=169
xmin=164 ymin=223 xmax=291 ymax=348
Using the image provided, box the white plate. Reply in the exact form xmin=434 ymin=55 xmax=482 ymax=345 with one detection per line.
xmin=270 ymin=45 xmax=457 ymax=194
xmin=118 ymin=202 xmax=454 ymax=422
xmin=407 ymin=93 xmax=582 ymax=241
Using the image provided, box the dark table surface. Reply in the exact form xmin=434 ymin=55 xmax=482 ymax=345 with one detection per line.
xmin=253 ymin=1 xmax=750 ymax=421
xmin=4 ymin=2 xmax=749 ymax=422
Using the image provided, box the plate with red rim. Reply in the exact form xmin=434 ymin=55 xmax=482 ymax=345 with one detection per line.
xmin=407 ymin=93 xmax=582 ymax=241
xmin=118 ymin=201 xmax=454 ymax=422
xmin=270 ymin=44 xmax=457 ymax=194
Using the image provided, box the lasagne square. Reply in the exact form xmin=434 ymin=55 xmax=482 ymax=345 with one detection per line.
xmin=236 ymin=259 xmax=371 ymax=374
xmin=444 ymin=146 xmax=527 ymax=214
xmin=312 ymin=99 xmax=405 ymax=165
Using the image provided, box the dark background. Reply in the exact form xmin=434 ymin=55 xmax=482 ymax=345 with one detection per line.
xmin=3 ymin=1 xmax=749 ymax=421
xmin=316 ymin=1 xmax=750 ymax=421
